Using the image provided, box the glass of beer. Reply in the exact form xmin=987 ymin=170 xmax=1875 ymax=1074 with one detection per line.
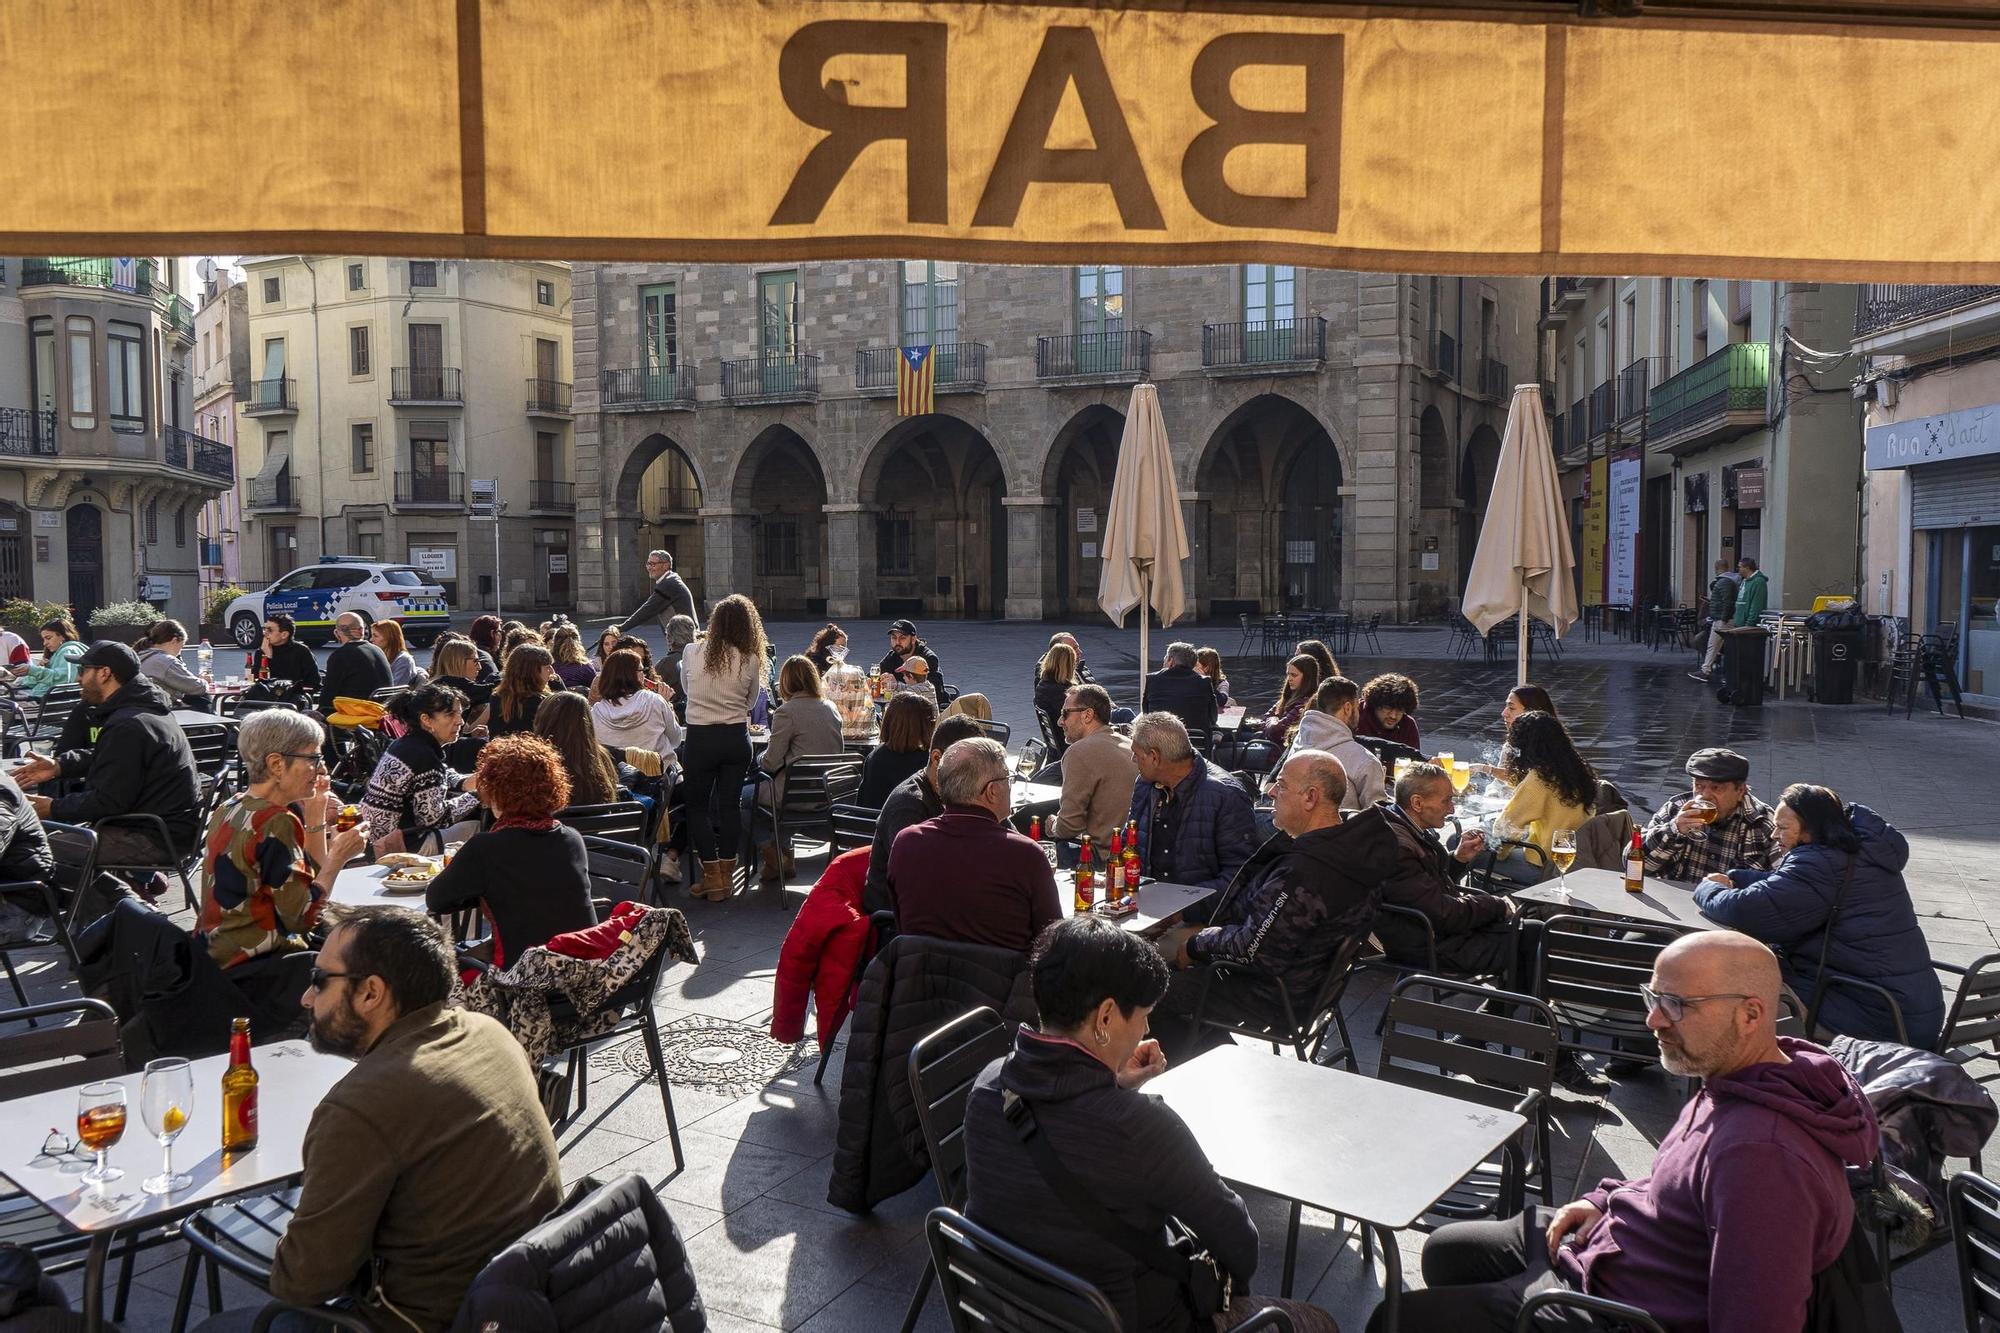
xmin=334 ymin=804 xmax=363 ymax=833
xmin=77 ymin=1082 xmax=127 ymax=1184
xmin=1550 ymin=830 xmax=1578 ymax=899
xmin=1450 ymin=760 xmax=1473 ymax=794
xmin=1683 ymin=796 xmax=1719 ymax=842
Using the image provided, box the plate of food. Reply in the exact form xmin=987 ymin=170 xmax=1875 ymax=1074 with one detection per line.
xmin=376 ymin=853 xmax=441 ymax=892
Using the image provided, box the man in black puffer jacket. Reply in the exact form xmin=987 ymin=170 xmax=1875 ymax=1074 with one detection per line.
xmin=14 ymin=642 xmax=201 ymax=863
xmin=1152 ymin=747 xmax=1399 ymax=1059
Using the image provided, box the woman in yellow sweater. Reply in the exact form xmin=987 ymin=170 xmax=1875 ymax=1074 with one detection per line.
xmin=1491 ymin=710 xmax=1597 ymax=881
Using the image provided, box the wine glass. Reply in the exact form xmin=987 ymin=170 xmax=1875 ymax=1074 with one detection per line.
xmin=1550 ymin=830 xmax=1578 ymax=899
xmin=1682 ymin=796 xmax=1718 ymax=843
xmin=140 ymin=1058 xmax=194 ymax=1196
xmin=76 ymin=1082 xmax=127 ymax=1185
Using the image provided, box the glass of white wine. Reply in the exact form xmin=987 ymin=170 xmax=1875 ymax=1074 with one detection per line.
xmin=1550 ymin=830 xmax=1578 ymax=899
xmin=140 ymin=1057 xmax=194 ymax=1196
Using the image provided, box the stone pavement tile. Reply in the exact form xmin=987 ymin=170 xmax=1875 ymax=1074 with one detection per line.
xmin=792 ymin=1277 xmax=954 ymax=1333
xmin=693 ymin=1076 xmax=846 ymax=1155
xmin=608 ymin=1126 xmax=821 ymax=1216
xmin=563 ymin=1066 xmax=749 ymax=1147
xmin=702 ymin=1308 xmax=787 ymax=1333
xmin=855 ymin=1228 xmax=937 ymax=1293
xmin=556 ymin=1124 xmax=651 ymax=1183
xmin=763 ymin=1152 xmax=939 ymax=1231
xmin=681 ymin=1194 xmax=923 ymax=1331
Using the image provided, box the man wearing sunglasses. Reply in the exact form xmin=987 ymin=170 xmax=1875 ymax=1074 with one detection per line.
xmin=1378 ymin=930 xmax=1878 ymax=1333
xmin=1048 ymin=684 xmax=1137 ymax=850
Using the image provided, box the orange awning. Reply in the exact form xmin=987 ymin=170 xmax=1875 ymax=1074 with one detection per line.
xmin=6 ymin=0 xmax=2000 ymax=278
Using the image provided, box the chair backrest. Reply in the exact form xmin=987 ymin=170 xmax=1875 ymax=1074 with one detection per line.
xmin=1514 ymin=1290 xmax=1665 ymax=1333
xmin=0 ymin=998 xmax=124 ymax=1099
xmin=371 ymin=685 xmax=409 ymax=704
xmin=32 ymin=684 xmax=82 ymax=732
xmin=965 ymin=717 xmax=1011 ymax=745
xmin=182 ymin=722 xmax=237 ymax=779
xmin=1533 ymin=914 xmax=1685 ymax=1049
xmin=451 ymin=1173 xmax=703 ymax=1333
xmin=1377 ymin=977 xmax=1559 ymax=1113
xmin=555 ymin=800 xmax=649 ymax=845
xmin=1951 ymin=1170 xmax=2000 ymax=1333
xmin=777 ymin=755 xmax=863 ymax=815
xmin=924 ymin=1206 xmax=1121 ymax=1333
xmin=41 ymin=820 xmax=98 ymax=902
xmin=1939 ymin=953 xmax=2000 ymax=1069
xmin=580 ymin=834 xmax=651 ymax=906
xmin=829 ymin=803 xmax=880 ymax=852
xmin=906 ymin=1006 xmax=1011 ymax=1210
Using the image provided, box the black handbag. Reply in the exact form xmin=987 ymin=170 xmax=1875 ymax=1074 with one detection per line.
xmin=1002 ymin=1088 xmax=1230 ymax=1319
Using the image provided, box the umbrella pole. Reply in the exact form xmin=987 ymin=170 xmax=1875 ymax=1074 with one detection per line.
xmin=1517 ymin=593 xmax=1530 ymax=688
xmin=1138 ymin=568 xmax=1150 ymax=713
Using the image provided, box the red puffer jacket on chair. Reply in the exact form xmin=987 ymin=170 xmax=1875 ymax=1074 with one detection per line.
xmin=771 ymin=848 xmax=875 ymax=1049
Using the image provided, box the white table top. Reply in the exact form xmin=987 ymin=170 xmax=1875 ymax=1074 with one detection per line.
xmin=329 ymin=862 xmax=437 ymax=911
xmin=1010 ymin=781 xmax=1063 ymax=810
xmin=1058 ymin=875 xmax=1215 ymax=935
xmin=171 ymin=709 xmax=236 ymax=730
xmin=1149 ymin=1044 xmax=1524 ymax=1229
xmin=1514 ymin=866 xmax=1720 ymax=933
xmin=1215 ymin=707 xmax=1248 ymax=732
xmin=0 ymin=1041 xmax=350 ymax=1233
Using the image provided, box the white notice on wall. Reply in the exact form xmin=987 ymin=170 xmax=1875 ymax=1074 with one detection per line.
xmin=1081 ymin=542 xmax=1097 ymax=559
xmin=1421 ymin=552 xmax=1440 ymax=571
xmin=1076 ymin=508 xmax=1097 ymax=533
xmin=410 ymin=546 xmax=457 ymax=578
xmin=548 ymin=554 xmax=569 ymax=574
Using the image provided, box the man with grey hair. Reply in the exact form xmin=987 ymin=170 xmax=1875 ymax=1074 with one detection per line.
xmin=1150 ymin=747 xmax=1399 ymax=1060
xmin=886 ymin=737 xmax=1062 ymax=951
xmin=1141 ymin=640 xmax=1218 ymax=738
xmin=616 ymin=548 xmax=698 ymax=636
xmin=1127 ymin=711 xmax=1257 ymax=922
xmin=1378 ymin=762 xmax=1517 ymax=979
xmin=319 ymin=610 xmax=392 ymax=714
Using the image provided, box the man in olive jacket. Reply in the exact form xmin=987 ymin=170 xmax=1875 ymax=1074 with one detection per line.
xmin=1377 ymin=763 xmax=1519 ymax=981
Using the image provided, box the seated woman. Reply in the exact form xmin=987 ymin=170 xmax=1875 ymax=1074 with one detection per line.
xmin=805 ymin=623 xmax=848 ymax=677
xmin=1237 ymin=652 xmax=1320 ymax=770
xmin=360 ymin=681 xmax=483 ymax=854
xmin=1294 ymin=638 xmax=1338 ymax=686
xmin=426 ymin=735 xmax=596 ymax=969
xmin=858 ymin=692 xmax=937 ymax=809
xmin=591 ymin=648 xmax=684 ymax=777
xmin=371 ymin=618 xmax=425 ymax=688
xmin=1034 ymin=643 xmax=1080 ymax=755
xmin=135 ymin=618 xmax=212 ymax=709
xmin=1489 ymin=710 xmax=1595 ymax=881
xmin=199 ymin=710 xmax=369 ymax=1003
xmin=746 ymin=654 xmax=845 ymax=883
xmin=1500 ymin=682 xmax=1555 ymax=728
xmin=13 ymin=617 xmax=85 ymax=698
xmin=1695 ymin=783 xmax=1943 ymax=1047
xmin=593 ymin=627 xmax=622 ymax=669
xmin=429 ymin=638 xmax=496 ymax=724
xmin=1357 ymin=672 xmax=1422 ymax=749
xmin=534 ymin=689 xmax=624 ymax=807
xmin=549 ymin=624 xmax=597 ymax=692
xmin=962 ymin=915 xmax=1338 ymax=1333
xmin=1194 ymin=646 xmax=1230 ymax=711
xmin=488 ymin=644 xmax=556 ymax=738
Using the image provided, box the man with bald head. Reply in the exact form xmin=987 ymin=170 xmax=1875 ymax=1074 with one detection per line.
xmin=318 ymin=611 xmax=391 ymax=714
xmin=1150 ymin=748 xmax=1398 ymax=1060
xmin=1378 ymin=930 xmax=1879 ymax=1333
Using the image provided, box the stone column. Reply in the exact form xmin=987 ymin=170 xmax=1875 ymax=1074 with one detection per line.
xmin=823 ymin=504 xmax=873 ymax=619
xmin=700 ymin=509 xmax=755 ymax=603
xmin=1002 ymin=496 xmax=1058 ymax=620
xmin=1179 ymin=493 xmax=1209 ymax=617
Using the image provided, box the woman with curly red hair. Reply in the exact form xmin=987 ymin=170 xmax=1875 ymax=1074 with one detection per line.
xmin=424 ymin=735 xmax=595 ymax=968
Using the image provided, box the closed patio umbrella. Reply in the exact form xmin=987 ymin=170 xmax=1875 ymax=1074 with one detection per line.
xmin=1098 ymin=383 xmax=1189 ymax=711
xmin=1462 ymin=384 xmax=1579 ymax=687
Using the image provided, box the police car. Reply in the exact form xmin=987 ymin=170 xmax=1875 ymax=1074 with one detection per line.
xmin=223 ymin=558 xmax=452 ymax=648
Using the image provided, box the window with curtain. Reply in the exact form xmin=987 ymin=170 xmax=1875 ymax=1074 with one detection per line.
xmin=349 ymin=325 xmax=370 ymax=376
xmin=30 ymin=318 xmax=54 ymax=417
xmin=758 ymin=270 xmax=799 ymax=360
xmin=640 ymin=283 xmax=678 ymax=372
xmin=1075 ymin=267 xmax=1124 ymax=336
xmin=67 ymin=317 xmax=94 ymax=429
xmin=1243 ymin=265 xmax=1295 ymax=325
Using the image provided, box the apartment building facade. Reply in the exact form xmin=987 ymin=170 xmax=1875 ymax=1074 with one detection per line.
xmin=1541 ymin=278 xmax=1862 ymax=616
xmin=0 ymin=257 xmax=230 ymax=626
xmin=570 ymin=263 xmax=1538 ymax=622
xmin=192 ymin=269 xmax=248 ymax=595
xmin=236 ymin=257 xmax=574 ymax=611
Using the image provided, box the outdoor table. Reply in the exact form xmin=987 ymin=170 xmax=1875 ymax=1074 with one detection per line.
xmin=1149 ymin=1044 xmax=1524 ymax=1327
xmin=0 ymin=1041 xmax=350 ymax=1331
xmin=329 ymin=861 xmax=437 ymax=911
xmin=1054 ymin=872 xmax=1214 ymax=936
xmin=1214 ymin=706 xmax=1248 ymax=734
xmin=1010 ymin=781 xmax=1063 ymax=810
xmin=171 ymin=708 xmax=237 ymax=730
xmin=1513 ymin=866 xmax=1720 ymax=934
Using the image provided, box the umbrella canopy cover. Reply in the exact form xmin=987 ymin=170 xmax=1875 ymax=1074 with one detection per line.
xmin=1462 ymin=384 xmax=1579 ymax=639
xmin=1098 ymin=383 xmax=1189 ymax=629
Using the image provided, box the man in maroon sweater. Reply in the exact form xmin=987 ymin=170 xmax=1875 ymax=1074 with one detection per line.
xmin=886 ymin=736 xmax=1063 ymax=952
xmin=1375 ymin=930 xmax=1878 ymax=1333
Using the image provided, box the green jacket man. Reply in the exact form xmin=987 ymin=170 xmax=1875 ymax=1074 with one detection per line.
xmin=1731 ymin=559 xmax=1769 ymax=627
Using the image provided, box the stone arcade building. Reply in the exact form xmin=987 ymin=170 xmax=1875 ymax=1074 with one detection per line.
xmin=572 ymin=263 xmax=1537 ymax=623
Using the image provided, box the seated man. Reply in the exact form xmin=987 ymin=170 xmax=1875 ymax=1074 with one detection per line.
xmin=13 ymin=642 xmax=201 ymax=864
xmin=1641 ymin=746 xmax=1779 ymax=881
xmin=1127 ymin=712 xmax=1258 ymax=922
xmin=251 ymin=613 xmax=322 ymax=693
xmin=199 ymin=906 xmax=562 ymax=1332
xmin=886 ymin=737 xmax=1062 ymax=952
xmin=1140 ymin=641 xmax=1217 ymax=740
xmin=1152 ymin=750 xmax=1399 ymax=1059
xmin=1376 ymin=930 xmax=1877 ymax=1333
xmin=318 ymin=611 xmax=393 ymax=714
xmin=1284 ymin=675 xmax=1388 ymax=809
xmin=863 ymin=713 xmax=984 ymax=916
xmin=1377 ymin=762 xmax=1518 ymax=978
xmin=877 ymin=617 xmax=945 ymax=693
xmin=1051 ymin=684 xmax=1138 ymax=847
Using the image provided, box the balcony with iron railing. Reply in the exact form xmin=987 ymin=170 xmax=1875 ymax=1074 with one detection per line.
xmin=1551 ymin=411 xmax=1567 ymax=461
xmin=244 ymin=377 xmax=296 ymax=416
xmin=1036 ymin=330 xmax=1151 ymax=382
xmin=0 ymin=408 xmax=56 ymax=459
xmin=21 ymin=257 xmax=161 ymax=298
xmin=856 ymin=343 xmax=989 ymax=396
xmin=1478 ymin=356 xmax=1510 ymax=400
xmin=163 ymin=427 xmax=234 ymax=483
xmin=1540 ymin=277 xmax=1589 ymax=325
xmin=528 ymin=479 xmax=576 ymax=512
xmin=601 ymin=365 xmax=697 ymax=410
xmin=1617 ymin=357 xmax=1664 ymax=425
xmin=391 ymin=366 xmax=463 ymax=405
xmin=652 ymin=485 xmax=703 ymax=521
xmin=1647 ymin=342 xmax=1770 ymax=454
xmin=1587 ymin=381 xmax=1618 ymax=438
xmin=721 ymin=353 xmax=821 ymax=405
xmin=1201 ymin=317 xmax=1327 ymax=375
xmin=246 ymin=470 xmax=298 ymax=512
xmin=1425 ymin=329 xmax=1457 ymax=381
xmin=526 ymin=378 xmax=573 ymax=416
xmin=394 ymin=471 xmax=466 ymax=508
xmin=1568 ymin=398 xmax=1588 ymax=456
xmin=1853 ymin=284 xmax=2000 ymax=348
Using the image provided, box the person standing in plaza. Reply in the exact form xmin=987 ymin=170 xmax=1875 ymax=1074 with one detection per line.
xmin=616 ymin=548 xmax=698 ymax=637
xmin=680 ymin=594 xmax=766 ymax=899
xmin=1689 ymin=558 xmax=1740 ymax=682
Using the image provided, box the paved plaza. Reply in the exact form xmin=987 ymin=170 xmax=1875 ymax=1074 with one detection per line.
xmin=21 ymin=617 xmax=2000 ymax=1330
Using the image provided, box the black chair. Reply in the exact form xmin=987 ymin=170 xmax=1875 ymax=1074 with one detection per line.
xmin=182 ymin=720 xmax=239 ymax=822
xmin=554 ymin=799 xmax=650 ymax=846
xmin=965 ymin=717 xmax=1012 ymax=745
xmin=23 ymin=683 xmax=83 ymax=746
xmin=829 ymin=803 xmax=879 ymax=853
xmin=1532 ymin=914 xmax=1683 ymax=1067
xmin=1515 ymin=1290 xmax=1665 ymax=1333
xmin=1359 ymin=611 xmax=1384 ymax=654
xmin=925 ymin=1206 xmax=1295 ymax=1333
xmin=580 ymin=832 xmax=655 ymax=909
xmin=0 ymin=865 xmax=76 ymax=1003
xmin=42 ymin=821 xmax=99 ymax=938
xmin=898 ymin=1006 xmax=1012 ymax=1333
xmin=1950 ymin=1169 xmax=2000 ymax=1331
xmin=93 ymin=811 xmax=202 ymax=913
xmin=1186 ymin=726 xmax=1214 ymax=760
xmin=170 ymin=1189 xmax=300 ymax=1333
xmin=544 ymin=930 xmax=687 ymax=1174
xmin=747 ymin=754 xmax=862 ymax=901
xmin=1236 ymin=612 xmax=1258 ymax=657
xmin=1182 ymin=931 xmax=1369 ymax=1069
xmin=1015 ymin=738 xmax=1046 ymax=776
xmin=1354 ymin=902 xmax=1512 ymax=1032
xmin=1377 ymin=976 xmax=1561 ymax=1220
xmin=1934 ymin=953 xmax=2000 ymax=1094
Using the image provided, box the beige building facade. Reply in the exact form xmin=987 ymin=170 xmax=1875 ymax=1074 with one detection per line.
xmin=236 ymin=257 xmax=574 ymax=611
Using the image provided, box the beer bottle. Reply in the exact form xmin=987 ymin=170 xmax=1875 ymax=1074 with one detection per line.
xmin=1106 ymin=831 xmax=1125 ymax=899
xmin=1122 ymin=822 xmax=1141 ymax=895
xmin=221 ymin=1017 xmax=259 ymax=1153
xmin=1028 ymin=815 xmax=1042 ymax=843
xmin=1623 ymin=830 xmax=1645 ymax=895
xmin=1074 ymin=837 xmax=1095 ymax=914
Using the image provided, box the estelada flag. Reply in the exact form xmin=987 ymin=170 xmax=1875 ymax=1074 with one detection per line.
xmin=896 ymin=345 xmax=934 ymax=417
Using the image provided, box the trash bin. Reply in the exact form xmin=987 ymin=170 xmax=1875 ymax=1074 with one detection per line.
xmin=1811 ymin=627 xmax=1863 ymax=705
xmin=1716 ymin=627 xmax=1770 ymax=707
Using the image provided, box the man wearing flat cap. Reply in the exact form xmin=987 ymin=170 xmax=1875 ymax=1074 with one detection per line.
xmin=1639 ymin=747 xmax=1779 ymax=881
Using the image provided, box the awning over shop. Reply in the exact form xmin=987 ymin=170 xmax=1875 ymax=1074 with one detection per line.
xmin=8 ymin=0 xmax=2000 ymax=279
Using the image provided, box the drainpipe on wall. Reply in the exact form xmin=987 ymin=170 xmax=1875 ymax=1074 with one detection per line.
xmin=301 ymin=257 xmax=331 ymax=565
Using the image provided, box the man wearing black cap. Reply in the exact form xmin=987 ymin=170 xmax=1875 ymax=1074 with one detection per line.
xmin=877 ymin=619 xmax=945 ymax=692
xmin=11 ymin=641 xmax=202 ymax=863
xmin=1640 ymin=747 xmax=1779 ymax=882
